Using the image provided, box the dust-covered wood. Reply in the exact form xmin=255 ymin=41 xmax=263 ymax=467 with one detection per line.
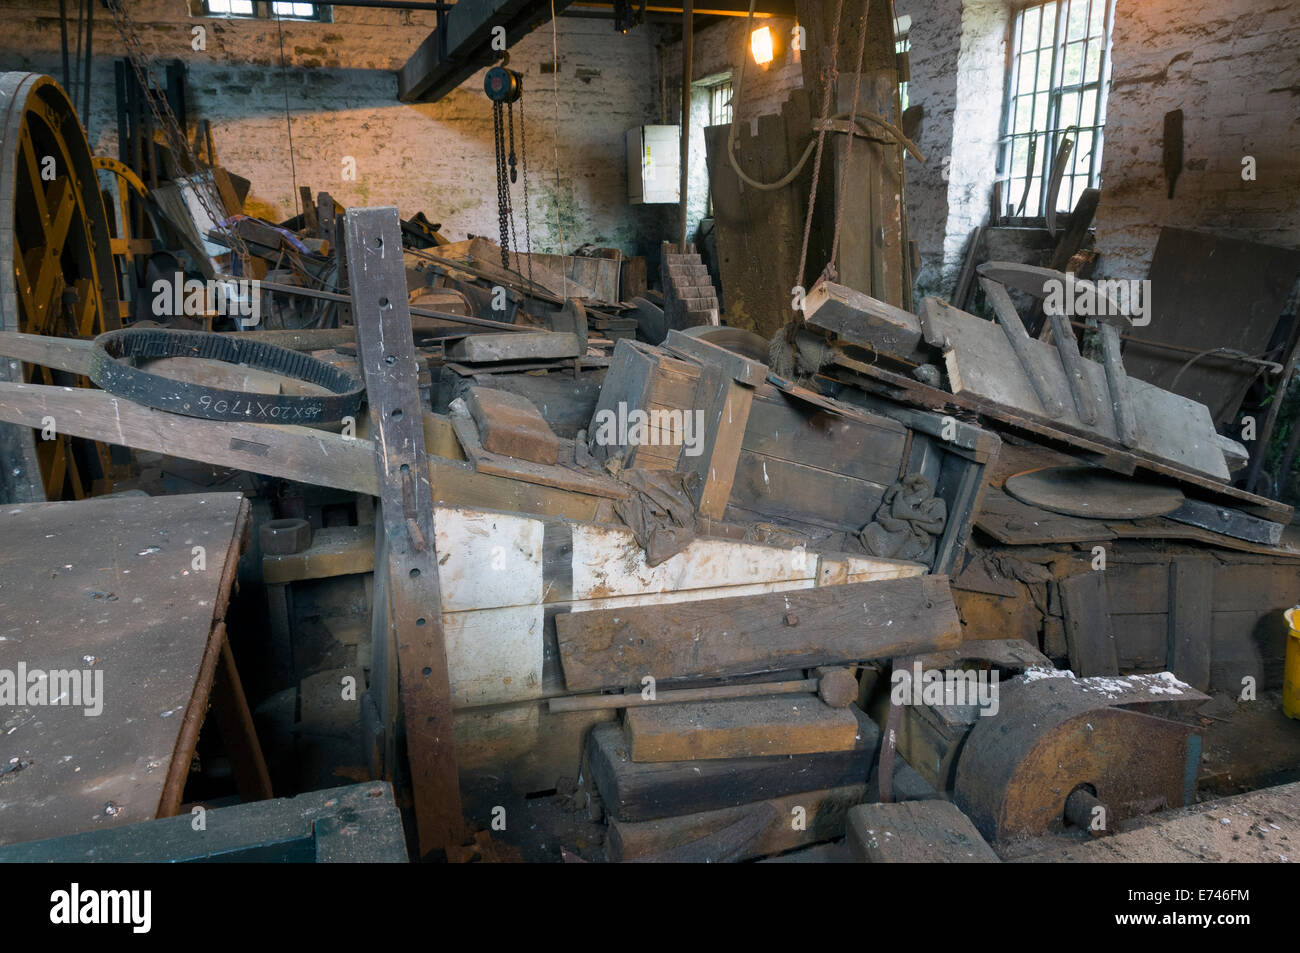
xmin=555 ymin=575 xmax=961 ymax=691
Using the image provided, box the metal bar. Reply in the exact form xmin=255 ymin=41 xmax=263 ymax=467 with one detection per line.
xmin=678 ymin=0 xmax=693 ymax=250
xmin=549 ymin=678 xmax=818 ymax=712
xmin=259 ymin=280 xmax=531 ymax=332
xmin=345 ymin=206 xmax=465 ymax=859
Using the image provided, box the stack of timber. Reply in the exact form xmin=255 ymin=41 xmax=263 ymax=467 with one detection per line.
xmin=555 ymin=570 xmax=963 ymax=861
xmin=660 ymin=244 xmax=720 ymax=329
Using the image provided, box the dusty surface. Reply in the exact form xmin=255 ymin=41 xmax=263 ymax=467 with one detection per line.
xmin=1016 ymin=781 xmax=1300 ymax=863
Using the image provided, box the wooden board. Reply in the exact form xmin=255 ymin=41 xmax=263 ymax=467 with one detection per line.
xmin=0 ymin=493 xmax=250 ymax=846
xmin=1167 ymin=554 xmax=1214 ymax=692
xmin=346 ymin=206 xmax=463 ymax=857
xmin=846 ymin=801 xmax=999 ymax=863
xmin=624 ymin=694 xmax=861 ymax=762
xmin=555 ymin=574 xmax=961 ymax=691
xmin=445 ymin=331 xmax=581 ymax=363
xmin=588 ymin=709 xmax=878 ymax=822
xmin=607 ymin=784 xmax=868 ymax=862
xmin=975 ymin=485 xmax=1116 ymax=545
xmin=1059 ymin=570 xmax=1118 ymax=676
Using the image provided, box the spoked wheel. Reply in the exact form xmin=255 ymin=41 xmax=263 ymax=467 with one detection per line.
xmin=0 ymin=72 xmax=122 ymax=502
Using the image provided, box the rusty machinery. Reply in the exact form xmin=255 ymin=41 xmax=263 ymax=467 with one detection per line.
xmin=0 ymin=72 xmax=124 ymax=504
xmin=952 ymin=671 xmax=1207 ymax=843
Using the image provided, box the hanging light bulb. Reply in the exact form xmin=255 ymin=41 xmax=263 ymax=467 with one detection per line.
xmin=750 ymin=26 xmax=775 ymax=66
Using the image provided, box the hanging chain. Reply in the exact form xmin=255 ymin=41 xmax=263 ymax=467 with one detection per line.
xmin=106 ymin=0 xmax=252 ymax=274
xmin=506 ymin=100 xmax=521 ymax=274
xmin=493 ymin=100 xmax=511 ymax=269
xmin=518 ymin=93 xmax=534 ymax=290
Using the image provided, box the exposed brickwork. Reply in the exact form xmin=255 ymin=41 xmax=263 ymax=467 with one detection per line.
xmin=1093 ymin=0 xmax=1300 ymax=279
xmin=0 ymin=2 xmax=670 ymax=257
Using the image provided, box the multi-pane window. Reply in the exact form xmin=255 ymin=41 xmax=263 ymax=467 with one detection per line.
xmin=708 ymin=80 xmax=733 ymax=128
xmin=998 ymin=0 xmax=1114 ymax=218
xmin=895 ymin=33 xmax=910 ymax=112
xmin=203 ymin=1 xmax=327 ymax=19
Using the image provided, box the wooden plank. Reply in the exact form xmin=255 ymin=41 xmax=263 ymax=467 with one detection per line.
xmin=0 ymin=382 xmax=610 ymax=521
xmin=589 ymin=709 xmax=878 ymax=822
xmin=608 ymin=784 xmax=867 ymax=862
xmin=1059 ymin=571 xmax=1119 ymax=676
xmin=0 ymin=493 xmax=250 ymax=846
xmin=624 ymin=694 xmax=861 ymax=762
xmin=743 ymin=386 xmax=907 ymax=488
xmin=555 ymin=575 xmax=961 ymax=691
xmin=1167 ymin=555 xmax=1214 ymax=692
xmin=803 ymin=280 xmax=924 ymax=358
xmin=729 ymin=449 xmax=889 ymax=531
xmin=664 ymin=328 xmax=767 ymax=386
xmin=975 ymin=486 xmax=1116 ymax=545
xmin=346 ymin=206 xmax=463 ymax=858
xmin=685 ymin=362 xmax=753 ymax=519
xmin=445 ymin=331 xmax=580 ymax=363
xmin=846 ymin=801 xmax=999 ymax=863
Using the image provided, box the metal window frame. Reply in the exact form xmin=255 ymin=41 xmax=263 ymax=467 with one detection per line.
xmin=198 ymin=1 xmax=332 ymax=22
xmin=997 ymin=0 xmax=1114 ymax=218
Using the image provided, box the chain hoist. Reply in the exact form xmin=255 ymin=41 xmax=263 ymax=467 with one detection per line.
xmin=484 ymin=64 xmax=532 ymax=283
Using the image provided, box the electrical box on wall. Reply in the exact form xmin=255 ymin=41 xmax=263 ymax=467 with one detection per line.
xmin=626 ymin=125 xmax=680 ymax=204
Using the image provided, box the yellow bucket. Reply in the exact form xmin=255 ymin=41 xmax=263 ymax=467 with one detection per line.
xmin=1285 ymin=608 xmax=1300 ymax=720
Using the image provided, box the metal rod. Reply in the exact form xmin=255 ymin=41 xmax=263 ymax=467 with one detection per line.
xmin=58 ymin=0 xmax=71 ymax=90
xmin=678 ymin=0 xmax=693 ymax=250
xmin=548 ymin=678 xmax=817 ymax=713
xmin=81 ymin=0 xmax=93 ymax=137
xmin=259 ymin=281 xmax=532 ymax=333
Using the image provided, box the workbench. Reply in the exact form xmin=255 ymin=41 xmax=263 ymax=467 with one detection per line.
xmin=0 ymin=492 xmax=270 ymax=847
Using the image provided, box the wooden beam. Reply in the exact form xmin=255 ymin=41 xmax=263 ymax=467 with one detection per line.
xmin=346 ymin=206 xmax=464 ymax=858
xmin=555 ymin=574 xmax=961 ymax=691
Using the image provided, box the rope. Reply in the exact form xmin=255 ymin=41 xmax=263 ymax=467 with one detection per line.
xmin=274 ymin=9 xmax=300 ymax=221
xmin=796 ymin=0 xmax=843 ymax=299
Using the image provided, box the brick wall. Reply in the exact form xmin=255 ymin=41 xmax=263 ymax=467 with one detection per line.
xmin=1093 ymin=0 xmax=1300 ymax=280
xmin=0 ymin=2 xmax=668 ymax=256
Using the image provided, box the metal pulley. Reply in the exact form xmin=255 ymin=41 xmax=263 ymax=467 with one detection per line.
xmin=952 ymin=671 xmax=1208 ymax=843
xmin=484 ymin=66 xmax=522 ymax=104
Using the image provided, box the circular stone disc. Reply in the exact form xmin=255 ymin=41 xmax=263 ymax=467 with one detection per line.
xmin=1004 ymin=466 xmax=1185 ymax=520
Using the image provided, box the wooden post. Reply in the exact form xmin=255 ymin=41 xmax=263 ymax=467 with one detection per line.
xmin=345 ymin=206 xmax=464 ymax=859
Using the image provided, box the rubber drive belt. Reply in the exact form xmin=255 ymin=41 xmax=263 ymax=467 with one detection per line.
xmin=88 ymin=328 xmax=364 ymax=424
